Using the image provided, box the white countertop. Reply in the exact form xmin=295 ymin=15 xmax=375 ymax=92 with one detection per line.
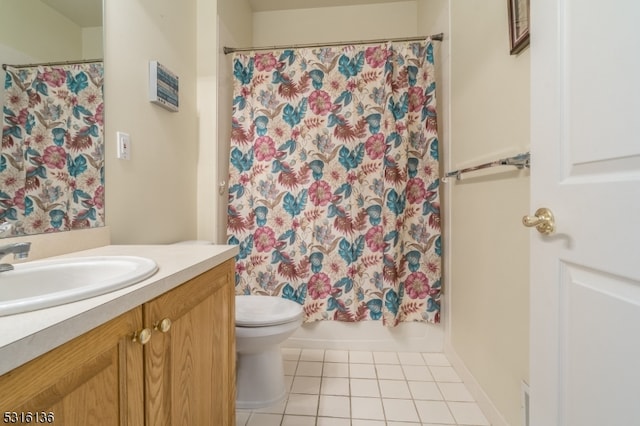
xmin=0 ymin=244 xmax=238 ymax=375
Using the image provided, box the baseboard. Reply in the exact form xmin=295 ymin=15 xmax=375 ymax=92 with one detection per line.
xmin=444 ymin=342 xmax=509 ymax=426
xmin=286 ymin=320 xmax=444 ymax=352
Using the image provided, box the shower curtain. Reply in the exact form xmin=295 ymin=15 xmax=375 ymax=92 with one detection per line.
xmin=227 ymin=39 xmax=441 ymax=326
xmin=0 ymin=63 xmax=104 ymax=235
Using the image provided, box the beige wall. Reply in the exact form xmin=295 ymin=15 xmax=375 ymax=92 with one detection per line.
xmin=211 ymin=0 xmax=253 ymax=243
xmin=0 ymin=0 xmax=82 ymax=61
xmin=104 ymin=0 xmax=198 ymax=244
xmin=252 ymin=1 xmax=419 ymax=46
xmin=448 ymin=0 xmax=530 ymax=425
xmin=195 ymin=0 xmax=219 ymax=243
xmin=82 ymin=26 xmax=103 ymax=59
xmin=218 ymin=0 xmax=253 ymax=42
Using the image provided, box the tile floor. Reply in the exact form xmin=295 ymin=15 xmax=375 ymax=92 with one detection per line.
xmin=236 ymin=349 xmax=491 ymax=426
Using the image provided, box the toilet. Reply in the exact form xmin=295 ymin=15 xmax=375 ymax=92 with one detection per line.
xmin=235 ymin=295 xmax=303 ymax=409
xmin=173 ymin=241 xmax=304 ymax=408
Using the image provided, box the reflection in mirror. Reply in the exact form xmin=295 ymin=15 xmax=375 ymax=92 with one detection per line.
xmin=0 ymin=0 xmax=104 ymax=237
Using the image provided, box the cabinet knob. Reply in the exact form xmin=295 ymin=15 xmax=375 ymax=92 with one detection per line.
xmin=132 ymin=328 xmax=152 ymax=345
xmin=154 ymin=318 xmax=172 ymax=333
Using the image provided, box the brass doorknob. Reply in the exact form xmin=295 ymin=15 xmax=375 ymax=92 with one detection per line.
xmin=154 ymin=318 xmax=172 ymax=333
xmin=132 ymin=328 xmax=152 ymax=345
xmin=522 ymin=207 xmax=555 ymax=235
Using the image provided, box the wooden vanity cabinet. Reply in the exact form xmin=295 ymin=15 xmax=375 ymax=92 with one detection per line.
xmin=0 ymin=308 xmax=144 ymax=426
xmin=0 ymin=258 xmax=236 ymax=426
xmin=143 ymin=258 xmax=236 ymax=426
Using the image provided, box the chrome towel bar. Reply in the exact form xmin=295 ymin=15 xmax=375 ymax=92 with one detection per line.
xmin=442 ymin=152 xmax=530 ymax=182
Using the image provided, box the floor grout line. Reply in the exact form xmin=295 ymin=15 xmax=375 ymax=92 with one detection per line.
xmin=238 ymin=350 xmax=491 ymax=426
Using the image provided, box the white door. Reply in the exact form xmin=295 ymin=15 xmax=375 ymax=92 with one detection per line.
xmin=529 ymin=1 xmax=640 ymax=425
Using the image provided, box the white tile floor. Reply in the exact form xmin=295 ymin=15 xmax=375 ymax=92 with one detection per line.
xmin=236 ymin=349 xmax=491 ymax=426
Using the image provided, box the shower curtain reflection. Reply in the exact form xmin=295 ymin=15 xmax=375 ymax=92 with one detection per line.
xmin=0 ymin=63 xmax=104 ymax=236
xmin=227 ymin=40 xmax=441 ymax=326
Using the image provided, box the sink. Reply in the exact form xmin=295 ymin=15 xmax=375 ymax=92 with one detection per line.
xmin=0 ymin=256 xmax=158 ymax=316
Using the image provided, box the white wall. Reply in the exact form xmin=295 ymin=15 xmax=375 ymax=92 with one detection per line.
xmin=104 ymin=0 xmax=199 ymax=244
xmin=447 ymin=1 xmax=530 ymax=425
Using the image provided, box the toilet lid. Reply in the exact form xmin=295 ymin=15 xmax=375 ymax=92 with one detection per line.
xmin=235 ymin=295 xmax=304 ymax=327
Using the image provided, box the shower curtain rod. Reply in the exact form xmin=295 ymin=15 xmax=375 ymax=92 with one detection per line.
xmin=2 ymin=59 xmax=102 ymax=71
xmin=223 ymin=33 xmax=444 ymax=54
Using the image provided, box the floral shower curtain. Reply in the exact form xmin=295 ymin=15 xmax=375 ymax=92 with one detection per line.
xmin=1 ymin=63 xmax=104 ymax=235
xmin=227 ymin=39 xmax=441 ymax=326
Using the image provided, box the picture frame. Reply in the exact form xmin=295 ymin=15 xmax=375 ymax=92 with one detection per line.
xmin=508 ymin=0 xmax=530 ymax=55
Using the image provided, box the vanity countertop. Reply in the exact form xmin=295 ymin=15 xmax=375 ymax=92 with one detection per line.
xmin=0 ymin=244 xmax=238 ymax=375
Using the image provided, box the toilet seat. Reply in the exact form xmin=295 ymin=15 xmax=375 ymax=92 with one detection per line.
xmin=236 ymin=295 xmax=303 ymax=327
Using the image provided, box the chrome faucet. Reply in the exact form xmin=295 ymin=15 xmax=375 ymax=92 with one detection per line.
xmin=0 ymin=221 xmax=13 ymax=238
xmin=0 ymin=242 xmax=31 ymax=272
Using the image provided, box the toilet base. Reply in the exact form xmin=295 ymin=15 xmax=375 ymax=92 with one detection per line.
xmin=236 ymin=346 xmax=287 ymax=409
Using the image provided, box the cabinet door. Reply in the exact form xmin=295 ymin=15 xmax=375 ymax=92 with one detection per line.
xmin=0 ymin=308 xmax=144 ymax=426
xmin=144 ymin=259 xmax=235 ymax=426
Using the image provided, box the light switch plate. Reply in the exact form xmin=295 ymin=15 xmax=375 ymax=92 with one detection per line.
xmin=116 ymin=131 xmax=130 ymax=160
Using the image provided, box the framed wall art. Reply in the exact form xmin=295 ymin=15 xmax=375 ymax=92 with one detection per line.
xmin=508 ymin=0 xmax=530 ymax=54
xmin=149 ymin=61 xmax=179 ymax=112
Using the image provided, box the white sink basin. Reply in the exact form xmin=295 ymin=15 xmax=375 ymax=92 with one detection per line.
xmin=0 ymin=256 xmax=158 ymax=316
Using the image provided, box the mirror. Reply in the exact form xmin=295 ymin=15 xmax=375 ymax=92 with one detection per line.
xmin=0 ymin=0 xmax=104 ymax=237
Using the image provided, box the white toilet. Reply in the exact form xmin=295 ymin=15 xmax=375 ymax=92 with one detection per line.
xmin=172 ymin=241 xmax=304 ymax=408
xmin=235 ymin=295 xmax=303 ymax=409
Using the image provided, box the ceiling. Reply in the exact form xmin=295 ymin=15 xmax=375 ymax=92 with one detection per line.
xmin=41 ymin=0 xmax=102 ymax=27
xmin=248 ymin=0 xmax=411 ymax=12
